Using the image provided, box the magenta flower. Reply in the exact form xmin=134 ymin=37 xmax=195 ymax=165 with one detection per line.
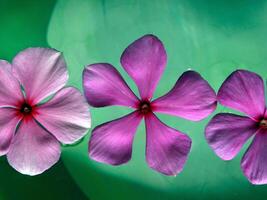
xmin=205 ymin=69 xmax=267 ymax=184
xmin=0 ymin=48 xmax=91 ymax=176
xmin=83 ymin=35 xmax=217 ymax=175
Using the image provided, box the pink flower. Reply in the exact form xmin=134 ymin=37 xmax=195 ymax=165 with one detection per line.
xmin=0 ymin=48 xmax=91 ymax=176
xmin=205 ymin=69 xmax=267 ymax=184
xmin=83 ymin=35 xmax=217 ymax=175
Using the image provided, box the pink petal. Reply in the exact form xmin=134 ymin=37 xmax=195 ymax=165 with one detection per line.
xmin=205 ymin=113 xmax=257 ymax=160
xmin=34 ymin=87 xmax=91 ymax=144
xmin=7 ymin=119 xmax=61 ymax=176
xmin=83 ymin=63 xmax=139 ymax=108
xmin=145 ymin=113 xmax=192 ymax=176
xmin=218 ymin=70 xmax=265 ymax=120
xmin=152 ymin=71 xmax=217 ymax=121
xmin=0 ymin=60 xmax=24 ymax=108
xmin=89 ymin=111 xmax=142 ymax=165
xmin=120 ymin=35 xmax=167 ymax=100
xmin=241 ymin=129 xmax=267 ymax=185
xmin=0 ymin=108 xmax=22 ymax=156
xmin=12 ymin=48 xmax=68 ymax=105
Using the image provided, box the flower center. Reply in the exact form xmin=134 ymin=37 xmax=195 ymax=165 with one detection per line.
xmin=259 ymin=119 xmax=267 ymax=128
xmin=139 ymin=101 xmax=151 ymax=115
xmin=20 ymin=103 xmax=32 ymax=115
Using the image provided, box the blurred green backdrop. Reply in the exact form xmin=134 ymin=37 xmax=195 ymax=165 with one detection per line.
xmin=2 ymin=0 xmax=267 ymax=200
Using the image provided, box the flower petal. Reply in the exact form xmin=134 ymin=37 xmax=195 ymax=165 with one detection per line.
xmin=83 ymin=63 xmax=138 ymax=108
xmin=241 ymin=129 xmax=267 ymax=185
xmin=218 ymin=70 xmax=265 ymax=120
xmin=0 ymin=60 xmax=24 ymax=108
xmin=12 ymin=48 xmax=68 ymax=105
xmin=7 ymin=119 xmax=61 ymax=176
xmin=120 ymin=34 xmax=167 ymax=100
xmin=89 ymin=111 xmax=142 ymax=165
xmin=34 ymin=87 xmax=91 ymax=144
xmin=152 ymin=71 xmax=217 ymax=121
xmin=264 ymin=105 xmax=267 ymax=119
xmin=145 ymin=113 xmax=192 ymax=176
xmin=0 ymin=108 xmax=21 ymax=156
xmin=205 ymin=113 xmax=257 ymax=160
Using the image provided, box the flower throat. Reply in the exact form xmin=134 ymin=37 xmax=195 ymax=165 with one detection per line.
xmin=139 ymin=101 xmax=151 ymax=115
xmin=259 ymin=119 xmax=267 ymax=128
xmin=20 ymin=103 xmax=32 ymax=114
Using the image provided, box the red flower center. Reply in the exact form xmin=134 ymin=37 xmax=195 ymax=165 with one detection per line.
xmin=259 ymin=119 xmax=267 ymax=128
xmin=20 ymin=103 xmax=32 ymax=115
xmin=139 ymin=101 xmax=151 ymax=115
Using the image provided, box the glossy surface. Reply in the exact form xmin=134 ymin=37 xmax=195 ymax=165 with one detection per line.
xmin=48 ymin=0 xmax=267 ymax=199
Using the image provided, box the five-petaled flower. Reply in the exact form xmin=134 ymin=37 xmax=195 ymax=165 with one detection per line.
xmin=0 ymin=48 xmax=91 ymax=176
xmin=83 ymin=34 xmax=217 ymax=175
xmin=205 ymin=69 xmax=267 ymax=184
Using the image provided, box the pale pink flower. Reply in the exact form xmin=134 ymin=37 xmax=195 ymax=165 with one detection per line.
xmin=0 ymin=48 xmax=91 ymax=176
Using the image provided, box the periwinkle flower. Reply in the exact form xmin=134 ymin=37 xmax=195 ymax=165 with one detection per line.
xmin=83 ymin=35 xmax=216 ymax=175
xmin=206 ymin=69 xmax=267 ymax=184
xmin=0 ymin=48 xmax=91 ymax=176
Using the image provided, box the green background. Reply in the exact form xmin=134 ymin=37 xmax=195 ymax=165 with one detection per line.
xmin=1 ymin=0 xmax=267 ymax=199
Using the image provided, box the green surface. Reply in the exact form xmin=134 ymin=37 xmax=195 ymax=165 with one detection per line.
xmin=48 ymin=0 xmax=267 ymax=200
xmin=2 ymin=0 xmax=267 ymax=200
xmin=0 ymin=0 xmax=87 ymax=200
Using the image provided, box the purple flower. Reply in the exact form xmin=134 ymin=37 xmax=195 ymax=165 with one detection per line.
xmin=0 ymin=48 xmax=91 ymax=176
xmin=83 ymin=34 xmax=217 ymax=176
xmin=205 ymin=69 xmax=267 ymax=184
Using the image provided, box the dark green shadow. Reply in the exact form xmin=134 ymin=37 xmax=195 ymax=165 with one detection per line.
xmin=0 ymin=0 xmax=54 ymax=60
xmin=0 ymin=157 xmax=88 ymax=200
